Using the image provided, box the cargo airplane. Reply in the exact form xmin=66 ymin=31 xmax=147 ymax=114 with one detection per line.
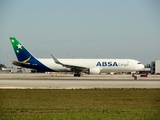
xmin=10 ymin=37 xmax=144 ymax=79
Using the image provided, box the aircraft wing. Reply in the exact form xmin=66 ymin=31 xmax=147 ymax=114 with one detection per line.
xmin=51 ymin=54 xmax=88 ymax=72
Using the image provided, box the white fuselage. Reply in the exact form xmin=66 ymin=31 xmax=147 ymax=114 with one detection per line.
xmin=38 ymin=58 xmax=144 ymax=73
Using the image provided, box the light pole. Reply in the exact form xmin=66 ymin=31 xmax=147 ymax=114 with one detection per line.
xmin=7 ymin=54 xmax=9 ymax=67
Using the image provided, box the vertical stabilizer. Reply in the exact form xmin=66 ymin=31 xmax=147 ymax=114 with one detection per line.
xmin=10 ymin=37 xmax=35 ymax=62
xmin=9 ymin=37 xmax=55 ymax=72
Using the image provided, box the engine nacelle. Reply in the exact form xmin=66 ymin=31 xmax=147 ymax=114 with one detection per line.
xmin=88 ymin=67 xmax=101 ymax=74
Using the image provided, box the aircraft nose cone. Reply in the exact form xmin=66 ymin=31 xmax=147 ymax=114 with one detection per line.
xmin=136 ymin=64 xmax=145 ymax=71
xmin=140 ymin=64 xmax=145 ymax=70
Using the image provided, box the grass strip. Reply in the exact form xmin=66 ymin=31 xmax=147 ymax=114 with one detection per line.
xmin=0 ymin=89 xmax=160 ymax=120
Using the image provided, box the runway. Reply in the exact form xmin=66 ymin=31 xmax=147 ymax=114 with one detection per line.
xmin=0 ymin=79 xmax=160 ymax=89
xmin=0 ymin=73 xmax=160 ymax=89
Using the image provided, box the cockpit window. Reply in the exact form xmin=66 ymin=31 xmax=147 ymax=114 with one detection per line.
xmin=137 ymin=62 xmax=141 ymax=64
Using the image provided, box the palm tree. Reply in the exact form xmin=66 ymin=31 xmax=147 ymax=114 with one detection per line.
xmin=0 ymin=64 xmax=6 ymax=69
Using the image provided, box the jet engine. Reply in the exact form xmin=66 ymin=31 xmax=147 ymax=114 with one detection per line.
xmin=88 ymin=67 xmax=101 ymax=74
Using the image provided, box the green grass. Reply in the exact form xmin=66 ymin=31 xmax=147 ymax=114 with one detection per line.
xmin=0 ymin=89 xmax=160 ymax=120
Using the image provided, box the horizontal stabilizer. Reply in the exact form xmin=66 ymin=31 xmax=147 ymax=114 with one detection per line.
xmin=12 ymin=61 xmax=31 ymax=66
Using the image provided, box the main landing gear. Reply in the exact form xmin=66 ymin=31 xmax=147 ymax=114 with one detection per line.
xmin=74 ymin=73 xmax=81 ymax=77
xmin=132 ymin=73 xmax=137 ymax=80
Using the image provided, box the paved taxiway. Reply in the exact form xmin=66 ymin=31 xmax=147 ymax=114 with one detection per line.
xmin=0 ymin=73 xmax=160 ymax=89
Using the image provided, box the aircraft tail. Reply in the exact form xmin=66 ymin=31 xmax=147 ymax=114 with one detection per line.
xmin=9 ymin=37 xmax=36 ymax=62
xmin=9 ymin=37 xmax=54 ymax=72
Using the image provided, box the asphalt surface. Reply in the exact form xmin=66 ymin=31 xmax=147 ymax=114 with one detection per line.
xmin=0 ymin=73 xmax=160 ymax=89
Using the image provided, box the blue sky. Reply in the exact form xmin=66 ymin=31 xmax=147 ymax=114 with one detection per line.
xmin=0 ymin=0 xmax=160 ymax=67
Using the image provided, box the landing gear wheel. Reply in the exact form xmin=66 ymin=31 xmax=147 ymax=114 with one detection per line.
xmin=74 ymin=73 xmax=81 ymax=77
xmin=133 ymin=76 xmax=137 ymax=80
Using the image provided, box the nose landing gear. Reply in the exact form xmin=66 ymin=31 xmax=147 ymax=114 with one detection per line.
xmin=132 ymin=73 xmax=137 ymax=80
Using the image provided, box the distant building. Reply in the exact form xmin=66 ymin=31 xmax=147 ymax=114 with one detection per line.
xmin=151 ymin=60 xmax=160 ymax=74
xmin=1 ymin=67 xmax=32 ymax=73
